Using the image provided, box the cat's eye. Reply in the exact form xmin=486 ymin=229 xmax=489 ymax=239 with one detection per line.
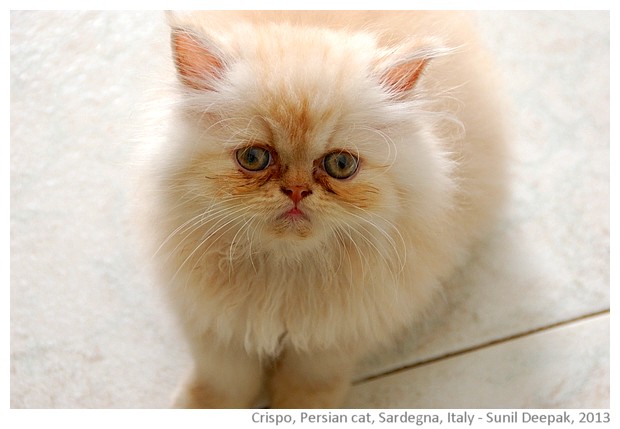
xmin=235 ymin=146 xmax=272 ymax=172
xmin=322 ymin=152 xmax=359 ymax=179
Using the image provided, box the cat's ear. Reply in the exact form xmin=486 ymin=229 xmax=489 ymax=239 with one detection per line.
xmin=375 ymin=40 xmax=450 ymax=95
xmin=379 ymin=58 xmax=428 ymax=93
xmin=171 ymin=28 xmax=227 ymax=91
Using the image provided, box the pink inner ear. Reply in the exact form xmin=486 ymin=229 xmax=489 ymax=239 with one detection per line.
xmin=171 ymin=30 xmax=224 ymax=91
xmin=381 ymin=59 xmax=428 ymax=93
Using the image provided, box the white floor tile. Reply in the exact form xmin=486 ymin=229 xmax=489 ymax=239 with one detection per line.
xmin=346 ymin=314 xmax=609 ymax=409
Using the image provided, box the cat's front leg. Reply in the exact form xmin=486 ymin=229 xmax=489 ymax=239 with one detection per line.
xmin=173 ymin=333 xmax=263 ymax=408
xmin=269 ymin=347 xmax=355 ymax=408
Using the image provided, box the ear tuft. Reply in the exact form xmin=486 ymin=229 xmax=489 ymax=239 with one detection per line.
xmin=171 ymin=29 xmax=225 ymax=91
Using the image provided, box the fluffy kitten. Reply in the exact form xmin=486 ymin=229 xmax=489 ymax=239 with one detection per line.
xmin=144 ymin=11 xmax=507 ymax=408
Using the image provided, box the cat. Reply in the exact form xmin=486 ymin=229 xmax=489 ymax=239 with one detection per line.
xmin=141 ymin=11 xmax=508 ymax=408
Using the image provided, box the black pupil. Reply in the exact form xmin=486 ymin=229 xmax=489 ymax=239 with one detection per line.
xmin=247 ymin=150 xmax=259 ymax=165
xmin=336 ymin=155 xmax=348 ymax=170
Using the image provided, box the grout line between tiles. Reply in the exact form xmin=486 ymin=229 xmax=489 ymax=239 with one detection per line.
xmin=354 ymin=309 xmax=610 ymax=385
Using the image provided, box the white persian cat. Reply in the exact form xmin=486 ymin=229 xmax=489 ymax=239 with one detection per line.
xmin=141 ymin=11 xmax=508 ymax=408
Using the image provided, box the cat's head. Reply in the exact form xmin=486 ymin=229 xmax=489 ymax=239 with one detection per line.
xmin=164 ymin=17 xmax=454 ymax=262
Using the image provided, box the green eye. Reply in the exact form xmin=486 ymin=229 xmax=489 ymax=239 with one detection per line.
xmin=236 ymin=146 xmax=271 ymax=172
xmin=323 ymin=152 xmax=359 ymax=179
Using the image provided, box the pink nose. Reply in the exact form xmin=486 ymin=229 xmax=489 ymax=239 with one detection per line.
xmin=281 ymin=185 xmax=312 ymax=204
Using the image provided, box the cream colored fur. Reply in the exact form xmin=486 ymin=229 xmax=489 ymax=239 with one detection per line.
xmin=141 ymin=11 xmax=508 ymax=408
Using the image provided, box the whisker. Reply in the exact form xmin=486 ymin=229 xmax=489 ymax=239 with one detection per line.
xmin=171 ymin=205 xmax=253 ymax=282
xmin=156 ymin=196 xmax=250 ymax=259
xmin=227 ymin=211 xmax=261 ymax=264
xmin=356 ymin=125 xmax=398 ymax=171
xmin=339 ymin=203 xmax=407 ymax=276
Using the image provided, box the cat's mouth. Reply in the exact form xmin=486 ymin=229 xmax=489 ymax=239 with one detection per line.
xmin=283 ymin=206 xmax=307 ymax=219
xmin=279 ymin=207 xmax=310 ymax=223
xmin=272 ymin=205 xmax=313 ymax=237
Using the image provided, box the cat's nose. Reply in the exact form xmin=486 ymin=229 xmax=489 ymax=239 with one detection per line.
xmin=281 ymin=185 xmax=312 ymax=204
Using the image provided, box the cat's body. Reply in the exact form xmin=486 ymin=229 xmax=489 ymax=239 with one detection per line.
xmin=143 ymin=11 xmax=508 ymax=408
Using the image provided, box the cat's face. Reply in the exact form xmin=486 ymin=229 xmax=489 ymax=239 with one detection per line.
xmin=198 ymin=93 xmax=390 ymax=244
xmin=167 ymin=23 xmax=438 ymax=256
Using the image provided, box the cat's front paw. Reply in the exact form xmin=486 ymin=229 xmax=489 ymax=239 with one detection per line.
xmin=172 ymin=380 xmax=251 ymax=409
xmin=269 ymin=376 xmax=350 ymax=409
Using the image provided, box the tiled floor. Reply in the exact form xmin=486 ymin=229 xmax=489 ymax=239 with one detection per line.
xmin=10 ymin=11 xmax=609 ymax=408
xmin=348 ymin=314 xmax=609 ymax=409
